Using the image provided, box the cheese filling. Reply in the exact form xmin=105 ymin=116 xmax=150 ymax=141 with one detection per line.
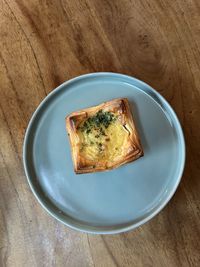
xmin=77 ymin=110 xmax=129 ymax=162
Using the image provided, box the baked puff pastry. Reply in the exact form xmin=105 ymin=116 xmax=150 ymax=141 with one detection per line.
xmin=66 ymin=98 xmax=143 ymax=174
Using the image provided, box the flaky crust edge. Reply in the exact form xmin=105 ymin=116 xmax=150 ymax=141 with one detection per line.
xmin=66 ymin=98 xmax=143 ymax=174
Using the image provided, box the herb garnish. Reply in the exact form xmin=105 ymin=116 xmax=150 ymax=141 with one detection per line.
xmin=79 ymin=110 xmax=116 ymax=136
xmin=98 ymin=142 xmax=104 ymax=153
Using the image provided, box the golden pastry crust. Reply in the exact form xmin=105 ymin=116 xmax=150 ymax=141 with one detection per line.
xmin=66 ymin=98 xmax=143 ymax=174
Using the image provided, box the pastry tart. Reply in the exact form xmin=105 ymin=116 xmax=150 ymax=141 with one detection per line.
xmin=66 ymin=98 xmax=143 ymax=174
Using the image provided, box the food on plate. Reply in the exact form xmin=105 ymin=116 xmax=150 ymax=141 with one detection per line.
xmin=66 ymin=98 xmax=143 ymax=174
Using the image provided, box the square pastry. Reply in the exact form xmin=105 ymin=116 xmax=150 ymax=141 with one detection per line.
xmin=66 ymin=98 xmax=143 ymax=174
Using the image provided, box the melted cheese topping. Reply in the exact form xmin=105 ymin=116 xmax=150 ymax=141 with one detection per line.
xmin=77 ymin=118 xmax=129 ymax=163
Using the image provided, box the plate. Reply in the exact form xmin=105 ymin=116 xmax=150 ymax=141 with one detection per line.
xmin=23 ymin=72 xmax=185 ymax=234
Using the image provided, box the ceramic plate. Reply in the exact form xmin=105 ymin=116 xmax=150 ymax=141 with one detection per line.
xmin=23 ymin=73 xmax=185 ymax=234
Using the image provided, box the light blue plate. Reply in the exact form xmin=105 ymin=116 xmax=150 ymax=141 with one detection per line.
xmin=23 ymin=73 xmax=185 ymax=234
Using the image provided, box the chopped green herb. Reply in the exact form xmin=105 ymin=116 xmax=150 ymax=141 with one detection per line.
xmin=100 ymin=127 xmax=106 ymax=136
xmin=78 ymin=110 xmax=117 ymax=135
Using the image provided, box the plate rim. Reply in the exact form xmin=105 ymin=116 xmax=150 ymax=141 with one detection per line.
xmin=23 ymin=72 xmax=186 ymax=234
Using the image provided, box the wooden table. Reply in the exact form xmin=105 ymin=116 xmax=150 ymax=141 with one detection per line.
xmin=0 ymin=0 xmax=200 ymax=266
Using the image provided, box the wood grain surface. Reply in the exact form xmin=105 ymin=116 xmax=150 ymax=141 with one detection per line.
xmin=0 ymin=0 xmax=200 ymax=266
